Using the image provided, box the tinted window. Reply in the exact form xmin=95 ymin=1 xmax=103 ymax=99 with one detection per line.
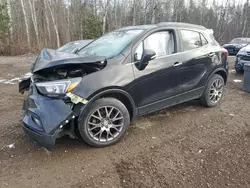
xmin=135 ymin=31 xmax=175 ymax=60
xmin=200 ymin=34 xmax=208 ymax=45
xmin=181 ymin=30 xmax=202 ymax=51
xmin=78 ymin=30 xmax=144 ymax=58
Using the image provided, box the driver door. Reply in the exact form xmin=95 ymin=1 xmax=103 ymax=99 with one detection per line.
xmin=128 ymin=30 xmax=183 ymax=115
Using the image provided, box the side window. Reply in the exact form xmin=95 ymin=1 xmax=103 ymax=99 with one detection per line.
xmin=181 ymin=30 xmax=202 ymax=51
xmin=200 ymin=34 xmax=208 ymax=45
xmin=135 ymin=31 xmax=175 ymax=61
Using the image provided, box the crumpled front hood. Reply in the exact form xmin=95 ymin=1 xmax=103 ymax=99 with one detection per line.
xmin=31 ymin=48 xmax=107 ymax=73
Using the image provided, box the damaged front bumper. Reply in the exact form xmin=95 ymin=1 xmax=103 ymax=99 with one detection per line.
xmin=236 ymin=57 xmax=250 ymax=72
xmin=21 ymin=84 xmax=76 ymax=151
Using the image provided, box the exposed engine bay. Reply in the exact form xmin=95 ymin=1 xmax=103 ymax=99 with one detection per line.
xmin=32 ymin=48 xmax=107 ymax=81
xmin=33 ymin=64 xmax=101 ymax=82
xmin=19 ymin=48 xmax=107 ymax=93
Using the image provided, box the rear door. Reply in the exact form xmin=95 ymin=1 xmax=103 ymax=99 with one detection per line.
xmin=178 ymin=29 xmax=218 ymax=96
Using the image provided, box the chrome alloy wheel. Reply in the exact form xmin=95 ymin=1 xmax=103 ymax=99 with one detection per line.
xmin=209 ymin=79 xmax=224 ymax=104
xmin=87 ymin=106 xmax=124 ymax=142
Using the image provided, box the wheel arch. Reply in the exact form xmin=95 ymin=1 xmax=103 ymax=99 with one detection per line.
xmin=209 ymin=68 xmax=228 ymax=85
xmin=84 ymin=88 xmax=137 ymax=120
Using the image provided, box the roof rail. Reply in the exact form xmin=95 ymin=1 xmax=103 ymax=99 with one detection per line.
xmin=158 ymin=22 xmax=207 ymax=30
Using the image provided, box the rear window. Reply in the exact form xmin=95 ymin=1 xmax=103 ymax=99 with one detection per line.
xmin=181 ymin=30 xmax=209 ymax=51
xmin=181 ymin=30 xmax=202 ymax=51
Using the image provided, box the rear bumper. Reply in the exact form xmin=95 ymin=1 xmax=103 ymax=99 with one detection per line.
xmin=21 ymin=85 xmax=75 ymax=151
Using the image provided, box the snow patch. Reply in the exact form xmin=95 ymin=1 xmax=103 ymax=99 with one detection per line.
xmin=0 ymin=77 xmax=21 ymax=85
xmin=229 ymin=69 xmax=236 ymax=73
xmin=1 ymin=143 xmax=15 ymax=150
xmin=233 ymin=79 xmax=242 ymax=83
xmin=7 ymin=143 xmax=15 ymax=149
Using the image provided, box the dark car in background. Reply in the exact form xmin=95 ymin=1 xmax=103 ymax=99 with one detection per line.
xmin=57 ymin=40 xmax=93 ymax=53
xmin=235 ymin=44 xmax=250 ymax=73
xmin=223 ymin=38 xmax=250 ymax=55
xmin=19 ymin=22 xmax=228 ymax=151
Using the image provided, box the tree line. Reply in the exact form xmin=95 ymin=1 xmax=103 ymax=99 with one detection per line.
xmin=0 ymin=0 xmax=249 ymax=55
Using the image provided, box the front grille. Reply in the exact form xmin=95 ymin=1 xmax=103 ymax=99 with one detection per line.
xmin=241 ymin=55 xmax=250 ymax=61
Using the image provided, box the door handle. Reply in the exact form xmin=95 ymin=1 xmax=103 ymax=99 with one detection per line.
xmin=209 ymin=52 xmax=215 ymax=57
xmin=173 ymin=62 xmax=183 ymax=67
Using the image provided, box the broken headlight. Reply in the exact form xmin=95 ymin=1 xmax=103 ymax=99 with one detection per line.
xmin=35 ymin=77 xmax=82 ymax=97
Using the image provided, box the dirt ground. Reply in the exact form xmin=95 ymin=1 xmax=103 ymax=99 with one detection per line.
xmin=0 ymin=56 xmax=249 ymax=188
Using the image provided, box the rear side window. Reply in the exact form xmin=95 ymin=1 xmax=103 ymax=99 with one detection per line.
xmin=200 ymin=34 xmax=208 ymax=45
xmin=181 ymin=30 xmax=203 ymax=51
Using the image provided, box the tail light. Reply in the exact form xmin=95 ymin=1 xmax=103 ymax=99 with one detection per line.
xmin=222 ymin=47 xmax=228 ymax=56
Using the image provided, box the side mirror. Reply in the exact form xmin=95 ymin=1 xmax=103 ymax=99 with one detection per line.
xmin=135 ymin=49 xmax=156 ymax=70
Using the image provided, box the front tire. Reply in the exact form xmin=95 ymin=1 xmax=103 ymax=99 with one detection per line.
xmin=200 ymin=74 xmax=225 ymax=107
xmin=77 ymin=98 xmax=130 ymax=147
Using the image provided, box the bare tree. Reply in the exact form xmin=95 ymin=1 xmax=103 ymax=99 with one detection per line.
xmin=2 ymin=0 xmax=250 ymax=55
xmin=45 ymin=0 xmax=60 ymax=48
xmin=20 ymin=0 xmax=31 ymax=49
xmin=102 ymin=0 xmax=111 ymax=34
xmin=29 ymin=0 xmax=40 ymax=48
xmin=67 ymin=4 xmax=70 ymax=41
xmin=242 ymin=0 xmax=249 ymax=36
xmin=6 ymin=0 xmax=12 ymax=42
xmin=43 ymin=0 xmax=51 ymax=47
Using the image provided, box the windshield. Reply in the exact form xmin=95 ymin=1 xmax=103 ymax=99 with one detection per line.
xmin=230 ymin=38 xmax=247 ymax=44
xmin=78 ymin=30 xmax=144 ymax=58
xmin=57 ymin=42 xmax=80 ymax=53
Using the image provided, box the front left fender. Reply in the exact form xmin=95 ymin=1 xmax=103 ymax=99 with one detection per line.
xmin=72 ymin=63 xmax=135 ymax=100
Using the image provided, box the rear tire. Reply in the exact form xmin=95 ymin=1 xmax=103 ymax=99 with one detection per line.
xmin=200 ymin=74 xmax=225 ymax=107
xmin=77 ymin=98 xmax=130 ymax=147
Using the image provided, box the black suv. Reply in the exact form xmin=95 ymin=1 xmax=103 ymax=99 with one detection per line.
xmin=223 ymin=38 xmax=250 ymax=55
xmin=19 ymin=22 xmax=228 ymax=150
xmin=235 ymin=44 xmax=250 ymax=73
